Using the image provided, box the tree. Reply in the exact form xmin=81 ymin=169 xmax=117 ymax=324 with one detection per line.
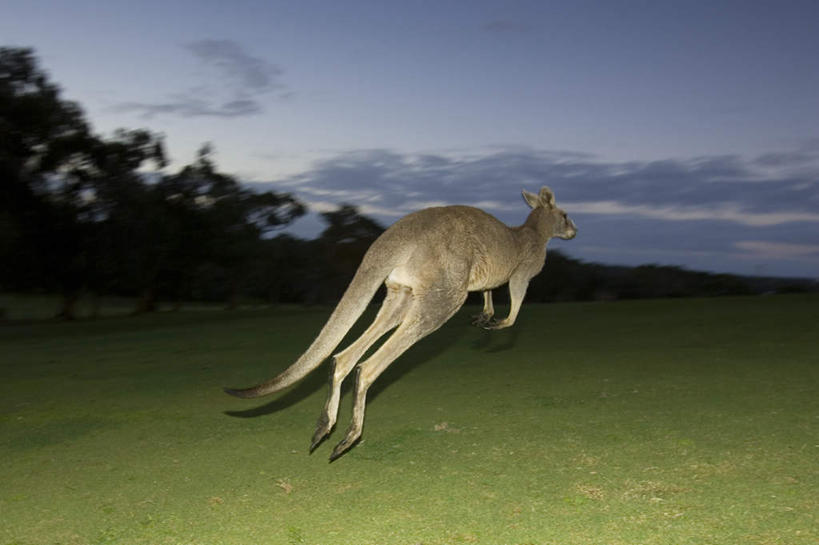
xmin=0 ymin=47 xmax=94 ymax=316
xmin=83 ymin=129 xmax=167 ymax=314
xmin=156 ymin=144 xmax=305 ymax=309
xmin=0 ymin=48 xmax=171 ymax=318
xmin=314 ymin=204 xmax=384 ymax=302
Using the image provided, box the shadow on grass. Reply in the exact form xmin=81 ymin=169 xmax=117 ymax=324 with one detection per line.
xmin=222 ymin=369 xmax=327 ymax=418
xmin=369 ymin=307 xmax=526 ymax=401
xmin=223 ymin=308 xmax=521 ymax=420
xmin=470 ymin=322 xmax=521 ymax=354
xmin=367 ymin=320 xmax=467 ymax=402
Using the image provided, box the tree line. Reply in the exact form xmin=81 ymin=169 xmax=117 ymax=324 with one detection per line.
xmin=2 ymin=48 xmax=813 ymax=320
xmin=2 ymin=47 xmax=314 ymax=318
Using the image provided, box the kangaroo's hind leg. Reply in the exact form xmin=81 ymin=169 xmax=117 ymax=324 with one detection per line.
xmin=311 ymin=283 xmax=412 ymax=451
xmin=329 ymin=287 xmax=468 ymax=460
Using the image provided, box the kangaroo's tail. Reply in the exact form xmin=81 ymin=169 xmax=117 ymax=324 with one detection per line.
xmin=224 ymin=257 xmax=392 ymax=399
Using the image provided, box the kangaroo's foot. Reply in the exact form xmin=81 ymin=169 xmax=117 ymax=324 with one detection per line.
xmin=471 ymin=312 xmax=494 ymax=327
xmin=329 ymin=425 xmax=362 ymax=462
xmin=310 ymin=413 xmax=335 ymax=453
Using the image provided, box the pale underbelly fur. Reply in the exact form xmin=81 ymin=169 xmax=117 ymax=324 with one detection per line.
xmin=386 ymin=264 xmax=508 ymax=293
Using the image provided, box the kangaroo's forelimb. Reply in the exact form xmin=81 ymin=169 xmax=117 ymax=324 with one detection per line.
xmin=471 ymin=290 xmax=495 ymax=327
xmin=480 ymin=269 xmax=531 ymax=330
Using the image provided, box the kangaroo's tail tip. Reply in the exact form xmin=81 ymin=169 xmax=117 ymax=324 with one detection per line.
xmin=223 ymin=386 xmax=262 ymax=399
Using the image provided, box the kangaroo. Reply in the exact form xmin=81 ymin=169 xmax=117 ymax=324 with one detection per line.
xmin=225 ymin=186 xmax=577 ymax=460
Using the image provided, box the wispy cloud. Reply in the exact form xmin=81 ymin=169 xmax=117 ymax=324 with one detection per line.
xmin=564 ymin=201 xmax=819 ymax=227
xmin=116 ymin=96 xmax=262 ymax=119
xmin=185 ymin=39 xmax=284 ymax=93
xmin=262 ymin=146 xmax=819 ymax=224
xmin=115 ymin=39 xmax=288 ymax=119
xmin=735 ymin=241 xmax=819 ymax=259
xmin=254 ymin=144 xmax=819 ymax=276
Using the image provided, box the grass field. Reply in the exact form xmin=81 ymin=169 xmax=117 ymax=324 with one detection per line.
xmin=1 ymin=295 xmax=817 ymax=544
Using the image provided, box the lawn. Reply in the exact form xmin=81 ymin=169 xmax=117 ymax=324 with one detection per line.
xmin=1 ymin=295 xmax=817 ymax=544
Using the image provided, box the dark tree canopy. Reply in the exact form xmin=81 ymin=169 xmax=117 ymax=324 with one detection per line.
xmin=1 ymin=47 xmax=94 ymax=308
xmin=0 ymin=48 xmax=308 ymax=316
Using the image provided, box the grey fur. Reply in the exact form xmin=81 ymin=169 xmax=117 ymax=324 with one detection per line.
xmin=225 ymin=186 xmax=576 ymax=460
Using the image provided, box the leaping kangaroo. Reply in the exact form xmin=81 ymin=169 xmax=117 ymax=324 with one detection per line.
xmin=225 ymin=186 xmax=577 ymax=460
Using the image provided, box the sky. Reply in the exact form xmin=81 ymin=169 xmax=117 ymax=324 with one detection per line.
xmin=3 ymin=0 xmax=818 ymax=278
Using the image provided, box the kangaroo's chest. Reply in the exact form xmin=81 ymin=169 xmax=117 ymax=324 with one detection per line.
xmin=467 ymin=254 xmax=517 ymax=291
xmin=467 ymin=245 xmax=547 ymax=291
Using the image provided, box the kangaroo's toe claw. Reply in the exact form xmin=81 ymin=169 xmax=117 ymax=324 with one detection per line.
xmin=310 ymin=416 xmax=334 ymax=453
xmin=329 ymin=441 xmax=351 ymax=462
xmin=310 ymin=430 xmax=328 ymax=453
xmin=329 ymin=432 xmax=362 ymax=462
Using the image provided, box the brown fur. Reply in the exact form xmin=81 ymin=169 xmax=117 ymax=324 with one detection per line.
xmin=225 ymin=186 xmax=577 ymax=460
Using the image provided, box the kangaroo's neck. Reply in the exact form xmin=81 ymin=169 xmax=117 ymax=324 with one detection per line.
xmin=517 ymin=207 xmax=553 ymax=246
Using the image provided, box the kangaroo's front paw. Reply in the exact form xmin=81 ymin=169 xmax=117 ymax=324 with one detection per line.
xmin=471 ymin=313 xmax=493 ymax=327
xmin=480 ymin=318 xmax=508 ymax=330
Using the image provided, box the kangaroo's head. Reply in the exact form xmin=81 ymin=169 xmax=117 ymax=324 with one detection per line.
xmin=522 ymin=186 xmax=577 ymax=240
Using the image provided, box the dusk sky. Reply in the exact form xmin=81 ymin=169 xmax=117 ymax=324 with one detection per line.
xmin=3 ymin=0 xmax=818 ymax=277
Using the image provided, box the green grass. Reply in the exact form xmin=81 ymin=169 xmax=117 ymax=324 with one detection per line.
xmin=1 ymin=295 xmax=817 ymax=544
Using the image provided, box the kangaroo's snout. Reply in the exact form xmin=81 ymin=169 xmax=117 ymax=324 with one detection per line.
xmin=561 ymin=219 xmax=577 ymax=240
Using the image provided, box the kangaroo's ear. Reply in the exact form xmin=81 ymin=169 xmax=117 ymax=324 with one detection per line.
xmin=522 ymin=189 xmax=540 ymax=209
xmin=538 ymin=186 xmax=556 ymax=207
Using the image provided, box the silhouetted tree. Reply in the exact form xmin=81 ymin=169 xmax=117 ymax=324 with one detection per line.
xmin=0 ymin=48 xmax=173 ymax=317
xmin=0 ymin=47 xmax=96 ymax=317
xmin=314 ymin=204 xmax=384 ymax=302
xmin=156 ymin=144 xmax=305 ymax=309
xmin=85 ymin=130 xmax=167 ymax=314
xmin=242 ymin=234 xmax=317 ymax=303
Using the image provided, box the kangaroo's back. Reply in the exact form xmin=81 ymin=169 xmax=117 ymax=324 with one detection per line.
xmin=378 ymin=205 xmax=513 ymax=246
xmin=372 ymin=205 xmax=522 ymax=292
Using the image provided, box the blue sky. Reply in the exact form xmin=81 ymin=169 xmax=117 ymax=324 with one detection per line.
xmin=3 ymin=0 xmax=818 ymax=277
